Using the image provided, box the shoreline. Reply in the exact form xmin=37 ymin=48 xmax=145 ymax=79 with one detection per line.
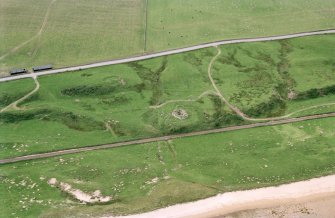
xmin=105 ymin=174 xmax=335 ymax=218
xmin=224 ymin=195 xmax=335 ymax=218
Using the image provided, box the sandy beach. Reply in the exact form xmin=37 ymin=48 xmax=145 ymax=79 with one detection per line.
xmin=105 ymin=175 xmax=335 ymax=218
xmin=225 ymin=195 xmax=335 ymax=218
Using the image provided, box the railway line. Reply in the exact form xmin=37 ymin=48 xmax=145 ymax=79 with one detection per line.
xmin=1 ymin=112 xmax=335 ymax=164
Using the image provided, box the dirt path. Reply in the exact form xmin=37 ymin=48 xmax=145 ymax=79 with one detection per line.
xmin=2 ymin=29 xmax=335 ymax=83
xmin=104 ymin=175 xmax=335 ymax=218
xmin=150 ymin=90 xmax=217 ymax=109
xmin=207 ymin=47 xmax=258 ymax=120
xmin=285 ymin=102 xmax=335 ymax=117
xmin=0 ymin=0 xmax=56 ymax=61
xmin=105 ymin=122 xmax=117 ymax=137
xmin=1 ymin=112 xmax=335 ymax=164
xmin=207 ymin=46 xmax=335 ymax=122
xmin=0 ymin=76 xmax=40 ymax=113
xmin=150 ymin=48 xmax=335 ymax=119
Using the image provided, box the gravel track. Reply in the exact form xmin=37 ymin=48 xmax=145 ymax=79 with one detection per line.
xmin=1 ymin=29 xmax=335 ymax=83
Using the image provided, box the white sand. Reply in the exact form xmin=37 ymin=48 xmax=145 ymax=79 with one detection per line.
xmin=48 ymin=178 xmax=112 ymax=204
xmin=226 ymin=196 xmax=335 ymax=218
xmin=104 ymin=175 xmax=335 ymax=218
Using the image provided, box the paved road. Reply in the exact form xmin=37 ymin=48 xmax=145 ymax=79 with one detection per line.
xmin=1 ymin=29 xmax=335 ymax=83
xmin=1 ymin=112 xmax=335 ymax=164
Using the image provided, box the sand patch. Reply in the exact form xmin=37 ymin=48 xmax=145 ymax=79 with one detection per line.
xmin=48 ymin=178 xmax=112 ymax=204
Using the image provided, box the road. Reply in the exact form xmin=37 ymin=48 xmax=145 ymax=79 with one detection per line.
xmin=1 ymin=112 xmax=335 ymax=164
xmin=1 ymin=29 xmax=335 ymax=83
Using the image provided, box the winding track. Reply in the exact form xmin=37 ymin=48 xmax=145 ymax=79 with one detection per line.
xmin=0 ymin=0 xmax=57 ymax=61
xmin=0 ymin=76 xmax=40 ymax=113
xmin=207 ymin=47 xmax=335 ymax=122
xmin=1 ymin=112 xmax=335 ymax=164
xmin=1 ymin=29 xmax=335 ymax=83
xmin=149 ymin=90 xmax=217 ymax=109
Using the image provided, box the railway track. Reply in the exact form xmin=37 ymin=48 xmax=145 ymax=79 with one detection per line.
xmin=1 ymin=112 xmax=335 ymax=164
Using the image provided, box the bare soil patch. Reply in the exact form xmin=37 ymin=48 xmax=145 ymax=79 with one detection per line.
xmin=172 ymin=108 xmax=188 ymax=120
xmin=48 ymin=178 xmax=112 ymax=204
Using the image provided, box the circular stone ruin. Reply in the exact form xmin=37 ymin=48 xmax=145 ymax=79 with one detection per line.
xmin=172 ymin=108 xmax=188 ymax=120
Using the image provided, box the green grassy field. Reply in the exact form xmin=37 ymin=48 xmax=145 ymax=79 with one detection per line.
xmin=2 ymin=2 xmax=335 ymax=217
xmin=1 ymin=34 xmax=335 ymax=159
xmin=213 ymin=34 xmax=335 ymax=118
xmin=1 ymin=0 xmax=335 ymax=72
xmin=146 ymin=0 xmax=335 ymax=51
xmin=0 ymin=48 xmax=243 ymax=159
xmin=0 ymin=79 xmax=35 ymax=110
xmin=0 ymin=0 xmax=145 ymax=71
xmin=1 ymin=117 xmax=335 ymax=217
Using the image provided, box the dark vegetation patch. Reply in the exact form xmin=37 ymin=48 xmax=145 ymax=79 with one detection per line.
xmin=81 ymin=73 xmax=93 ymax=77
xmin=241 ymin=47 xmax=277 ymax=67
xmin=0 ymin=109 xmax=104 ymax=132
xmin=219 ymin=49 xmax=244 ymax=68
xmin=183 ymin=48 xmax=215 ymax=73
xmin=208 ymin=95 xmax=245 ymax=127
xmin=0 ymin=92 xmax=26 ymax=108
xmin=245 ymin=94 xmax=287 ymax=117
xmin=276 ymin=40 xmax=296 ymax=98
xmin=101 ymin=93 xmax=131 ymax=105
xmin=255 ymin=52 xmax=277 ymax=66
xmin=238 ymin=64 xmax=267 ymax=73
xmin=17 ymin=92 xmax=40 ymax=106
xmin=129 ymin=58 xmax=167 ymax=105
xmin=61 ymin=83 xmax=119 ymax=97
xmin=295 ymin=85 xmax=335 ymax=100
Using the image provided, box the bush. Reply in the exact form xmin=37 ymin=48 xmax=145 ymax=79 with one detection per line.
xmin=61 ymin=84 xmax=117 ymax=97
xmin=0 ymin=109 xmax=104 ymax=132
xmin=246 ymin=95 xmax=287 ymax=117
xmin=295 ymin=85 xmax=335 ymax=100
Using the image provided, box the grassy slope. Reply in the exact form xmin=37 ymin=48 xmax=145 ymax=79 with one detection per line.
xmin=2 ymin=0 xmax=335 ymax=71
xmin=213 ymin=34 xmax=335 ymax=117
xmin=0 ymin=78 xmax=35 ymax=110
xmin=1 ymin=48 xmax=239 ymax=159
xmin=1 ymin=117 xmax=335 ymax=217
xmin=146 ymin=0 xmax=335 ymax=52
xmin=0 ymin=0 xmax=145 ymax=71
xmin=1 ymin=35 xmax=335 ymax=159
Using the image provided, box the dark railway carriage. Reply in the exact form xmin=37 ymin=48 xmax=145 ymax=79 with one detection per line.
xmin=32 ymin=64 xmax=53 ymax=72
xmin=10 ymin=68 xmax=27 ymax=75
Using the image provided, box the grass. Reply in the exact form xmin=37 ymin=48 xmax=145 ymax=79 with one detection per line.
xmin=1 ymin=34 xmax=335 ymax=159
xmin=0 ymin=48 xmax=240 ymax=159
xmin=1 ymin=0 xmax=335 ymax=72
xmin=0 ymin=0 xmax=146 ymax=71
xmin=1 ymin=117 xmax=335 ymax=217
xmin=146 ymin=0 xmax=335 ymax=52
xmin=0 ymin=78 xmax=35 ymax=110
xmin=213 ymin=34 xmax=335 ymax=118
